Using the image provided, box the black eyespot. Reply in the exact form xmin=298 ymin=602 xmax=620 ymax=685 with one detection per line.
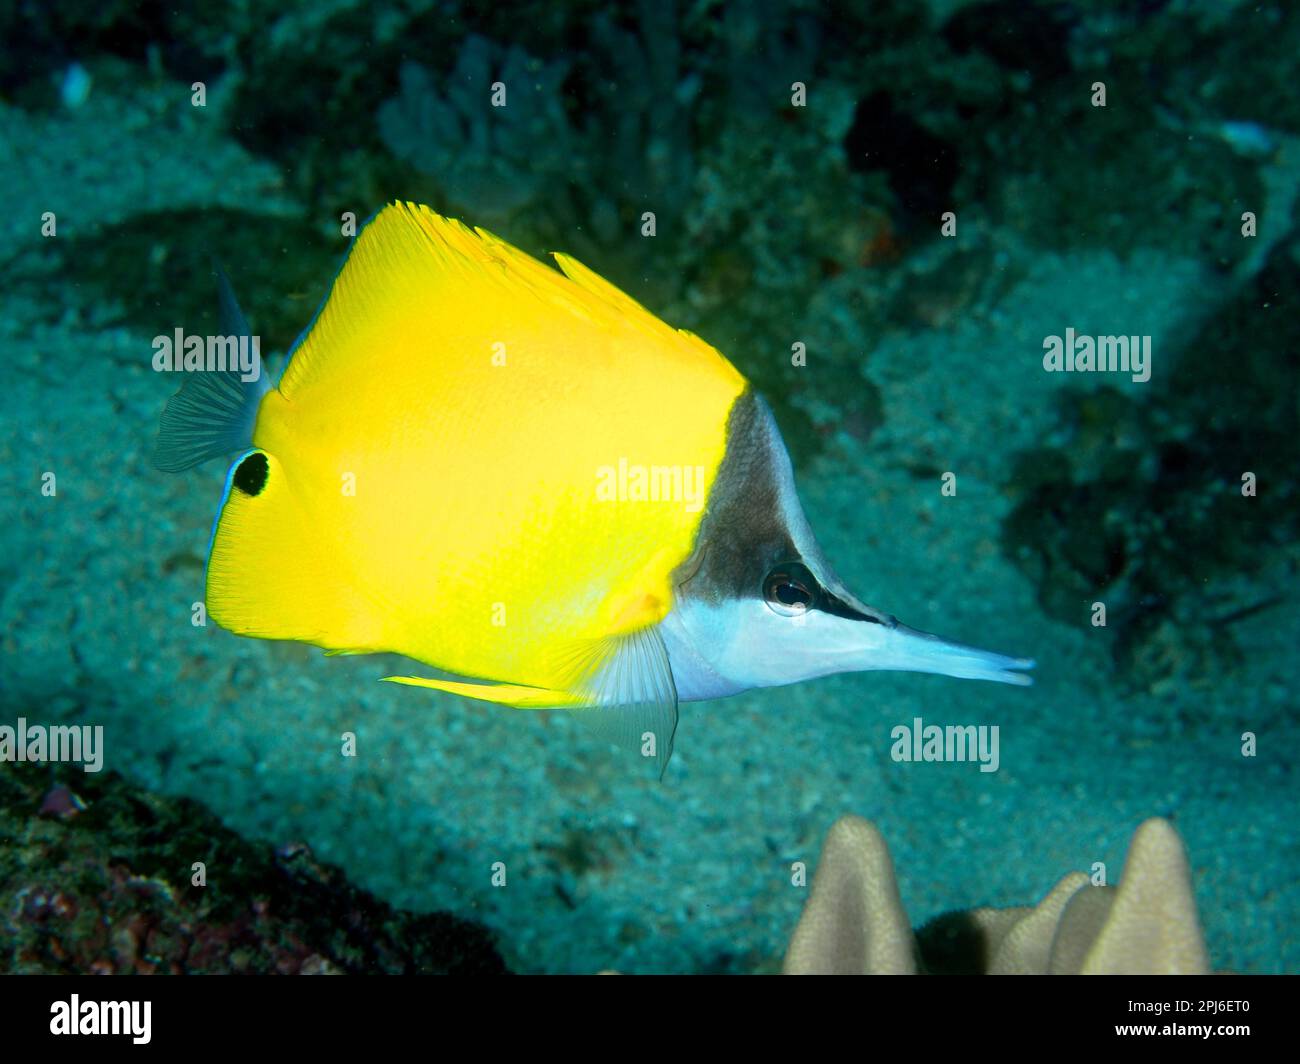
xmin=232 ymin=451 xmax=269 ymax=496
xmin=763 ymin=562 xmax=819 ymax=617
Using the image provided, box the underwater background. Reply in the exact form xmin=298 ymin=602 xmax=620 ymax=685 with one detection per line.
xmin=1 ymin=0 xmax=1297 ymax=974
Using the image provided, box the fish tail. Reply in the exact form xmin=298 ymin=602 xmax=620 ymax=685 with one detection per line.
xmin=152 ymin=263 xmax=273 ymax=472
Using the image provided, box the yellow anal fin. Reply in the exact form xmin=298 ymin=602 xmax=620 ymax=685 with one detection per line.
xmin=382 ymin=675 xmax=584 ymax=709
xmin=386 ymin=626 xmax=680 ymax=776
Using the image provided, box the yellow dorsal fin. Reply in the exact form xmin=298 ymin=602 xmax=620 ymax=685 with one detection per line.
xmin=275 ymin=203 xmax=733 ymax=404
xmin=551 ymin=251 xmax=656 ymax=320
xmin=553 ymin=250 xmax=733 ymax=364
xmin=278 ymin=204 xmax=572 ymax=400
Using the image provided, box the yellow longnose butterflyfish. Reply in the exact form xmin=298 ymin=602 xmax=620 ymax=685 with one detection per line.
xmin=156 ymin=202 xmax=1032 ymax=773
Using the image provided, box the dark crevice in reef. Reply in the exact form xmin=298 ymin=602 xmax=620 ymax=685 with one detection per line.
xmin=1001 ymin=237 xmax=1300 ymax=693
xmin=0 ymin=1 xmax=176 ymax=92
xmin=53 ymin=208 xmax=339 ymax=356
xmin=0 ymin=760 xmax=508 ymax=974
xmin=940 ymin=1 xmax=1079 ymax=88
xmin=843 ymin=91 xmax=960 ymax=232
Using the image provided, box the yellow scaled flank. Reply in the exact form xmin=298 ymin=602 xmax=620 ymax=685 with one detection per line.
xmin=206 ymin=202 xmax=747 ymax=700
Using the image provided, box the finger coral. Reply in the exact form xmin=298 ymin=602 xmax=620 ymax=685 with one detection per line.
xmin=783 ymin=815 xmax=1209 ymax=975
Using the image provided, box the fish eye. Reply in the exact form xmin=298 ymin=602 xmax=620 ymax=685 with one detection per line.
xmin=763 ymin=563 xmax=818 ymax=617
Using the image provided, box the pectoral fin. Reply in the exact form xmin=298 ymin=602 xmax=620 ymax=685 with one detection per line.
xmin=386 ymin=625 xmax=680 ymax=775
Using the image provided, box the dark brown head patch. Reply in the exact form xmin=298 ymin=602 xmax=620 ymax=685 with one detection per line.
xmin=672 ymin=389 xmax=797 ymax=605
xmin=673 ymin=389 xmax=893 ymax=626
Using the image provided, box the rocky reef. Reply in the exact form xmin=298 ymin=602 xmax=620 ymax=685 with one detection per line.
xmin=0 ymin=762 xmax=507 ymax=974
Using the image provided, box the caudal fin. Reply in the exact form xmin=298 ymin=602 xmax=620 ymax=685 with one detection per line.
xmin=152 ymin=265 xmax=272 ymax=472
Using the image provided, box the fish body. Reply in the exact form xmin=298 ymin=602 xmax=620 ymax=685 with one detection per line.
xmin=157 ymin=203 xmax=1031 ymax=771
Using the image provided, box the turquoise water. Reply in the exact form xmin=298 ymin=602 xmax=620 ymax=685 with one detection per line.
xmin=2 ymin=0 xmax=1296 ymax=973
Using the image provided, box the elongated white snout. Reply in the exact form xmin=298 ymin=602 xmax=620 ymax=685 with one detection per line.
xmin=663 ymin=594 xmax=1034 ymax=699
xmin=866 ymin=620 xmax=1034 ymax=685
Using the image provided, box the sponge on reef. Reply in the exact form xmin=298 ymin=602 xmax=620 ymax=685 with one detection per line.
xmin=783 ymin=816 xmax=1209 ymax=974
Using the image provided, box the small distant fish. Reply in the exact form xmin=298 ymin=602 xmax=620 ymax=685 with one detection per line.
xmin=1155 ymin=106 xmax=1280 ymax=160
xmin=59 ymin=62 xmax=92 ymax=109
xmin=155 ymin=203 xmax=1032 ymax=772
xmin=1211 ymin=119 xmax=1278 ymax=160
xmin=40 ymin=785 xmax=87 ymax=820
